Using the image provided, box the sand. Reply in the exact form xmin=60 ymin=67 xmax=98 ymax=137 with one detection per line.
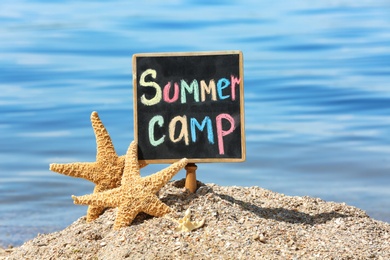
xmin=2 ymin=179 xmax=390 ymax=259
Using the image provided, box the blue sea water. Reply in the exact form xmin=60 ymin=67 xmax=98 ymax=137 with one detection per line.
xmin=1 ymin=0 xmax=390 ymax=247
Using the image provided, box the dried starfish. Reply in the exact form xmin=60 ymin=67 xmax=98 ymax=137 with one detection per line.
xmin=72 ymin=141 xmax=188 ymax=230
xmin=50 ymin=111 xmax=147 ymax=222
xmin=174 ymin=208 xmax=205 ymax=232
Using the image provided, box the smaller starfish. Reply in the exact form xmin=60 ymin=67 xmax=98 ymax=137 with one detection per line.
xmin=174 ymin=208 xmax=205 ymax=232
xmin=50 ymin=111 xmax=147 ymax=222
xmin=72 ymin=141 xmax=188 ymax=230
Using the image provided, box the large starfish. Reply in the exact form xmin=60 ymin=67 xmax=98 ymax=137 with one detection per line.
xmin=72 ymin=141 xmax=188 ymax=230
xmin=50 ymin=111 xmax=147 ymax=222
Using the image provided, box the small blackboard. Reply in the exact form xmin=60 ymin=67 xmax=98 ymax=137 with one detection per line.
xmin=133 ymin=51 xmax=245 ymax=163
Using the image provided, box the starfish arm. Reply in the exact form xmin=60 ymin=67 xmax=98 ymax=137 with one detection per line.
xmin=121 ymin=141 xmax=141 ymax=185
xmin=142 ymin=195 xmax=172 ymax=217
xmin=50 ymin=162 xmax=98 ymax=182
xmin=86 ymin=205 xmax=106 ymax=222
xmin=90 ymin=111 xmax=118 ymax=163
xmin=72 ymin=188 xmax=122 ymax=208
xmin=119 ymin=154 xmax=147 ymax=169
xmin=143 ymin=158 xmax=188 ymax=194
xmin=113 ymin=205 xmax=141 ymax=230
xmin=85 ymin=185 xmax=108 ymax=222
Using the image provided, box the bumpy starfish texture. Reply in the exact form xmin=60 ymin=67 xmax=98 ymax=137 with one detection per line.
xmin=72 ymin=141 xmax=188 ymax=230
xmin=174 ymin=208 xmax=205 ymax=232
xmin=50 ymin=111 xmax=147 ymax=222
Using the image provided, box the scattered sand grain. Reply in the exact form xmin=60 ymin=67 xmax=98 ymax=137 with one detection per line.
xmin=3 ymin=179 xmax=390 ymax=259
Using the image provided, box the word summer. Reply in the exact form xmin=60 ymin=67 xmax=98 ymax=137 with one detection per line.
xmin=148 ymin=114 xmax=236 ymax=155
xmin=139 ymin=69 xmax=241 ymax=105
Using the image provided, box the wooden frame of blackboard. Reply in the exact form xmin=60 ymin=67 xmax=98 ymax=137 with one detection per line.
xmin=133 ymin=50 xmax=245 ymax=164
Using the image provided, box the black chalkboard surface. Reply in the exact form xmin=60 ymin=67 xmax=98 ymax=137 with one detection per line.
xmin=133 ymin=51 xmax=245 ymax=163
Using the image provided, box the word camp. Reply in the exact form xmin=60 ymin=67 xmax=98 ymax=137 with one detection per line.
xmin=139 ymin=69 xmax=241 ymax=155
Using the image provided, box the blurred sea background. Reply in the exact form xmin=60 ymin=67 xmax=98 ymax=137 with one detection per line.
xmin=1 ymin=0 xmax=390 ymax=247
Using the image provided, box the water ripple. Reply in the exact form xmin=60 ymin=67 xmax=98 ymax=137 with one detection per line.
xmin=1 ymin=0 xmax=390 ymax=247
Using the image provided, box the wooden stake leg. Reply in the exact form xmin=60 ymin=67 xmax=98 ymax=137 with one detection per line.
xmin=185 ymin=163 xmax=197 ymax=193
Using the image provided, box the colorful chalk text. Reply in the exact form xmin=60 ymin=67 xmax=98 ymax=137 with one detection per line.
xmin=133 ymin=51 xmax=245 ymax=162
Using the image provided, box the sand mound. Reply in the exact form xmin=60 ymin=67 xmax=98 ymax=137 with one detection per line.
xmin=3 ymin=179 xmax=390 ymax=259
